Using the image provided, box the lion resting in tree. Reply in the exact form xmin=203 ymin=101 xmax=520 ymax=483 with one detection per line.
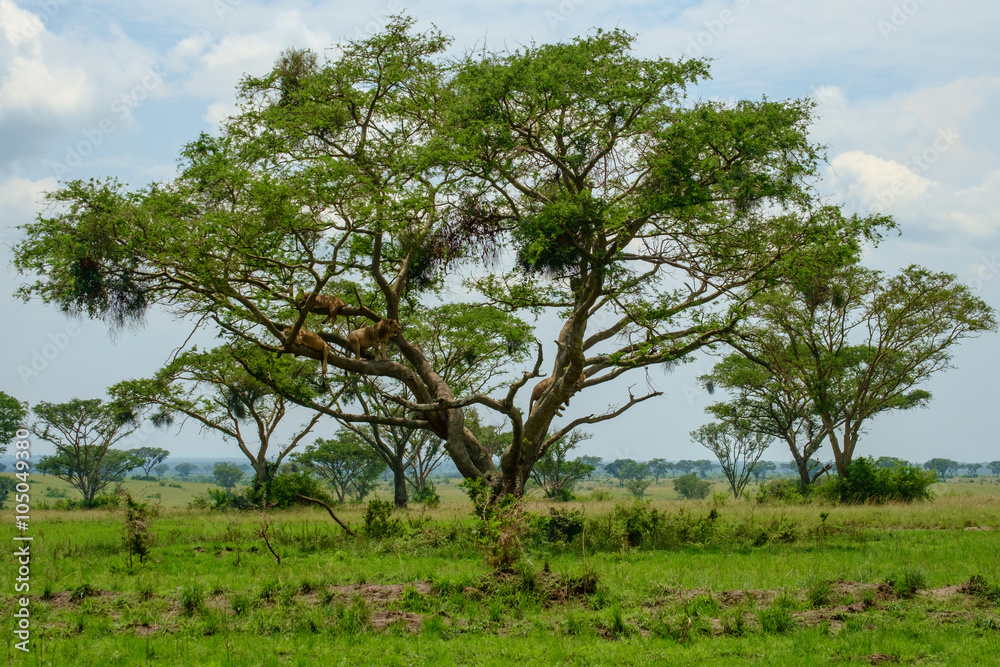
xmin=282 ymin=326 xmax=330 ymax=387
xmin=295 ymin=292 xmax=347 ymax=325
xmin=530 ymin=372 xmax=587 ymax=416
xmin=346 ymin=319 xmax=402 ymax=361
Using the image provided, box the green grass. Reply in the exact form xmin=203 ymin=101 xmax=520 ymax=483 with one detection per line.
xmin=4 ymin=476 xmax=1000 ymax=664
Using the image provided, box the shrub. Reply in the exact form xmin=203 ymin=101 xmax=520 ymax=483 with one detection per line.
xmin=412 ymin=482 xmax=441 ymax=507
xmin=823 ymin=457 xmax=936 ymax=504
xmin=0 ymin=477 xmax=16 ymax=506
xmin=673 ymin=473 xmax=711 ymax=500
xmin=590 ymin=488 xmax=613 ymax=502
xmin=755 ymin=479 xmax=805 ymax=504
xmin=58 ymin=494 xmax=121 ymax=510
xmin=540 ymin=507 xmax=584 ymax=543
xmin=243 ymin=472 xmax=333 ymax=509
xmin=362 ymin=498 xmax=404 ymax=539
xmin=613 ymin=500 xmax=665 ymax=547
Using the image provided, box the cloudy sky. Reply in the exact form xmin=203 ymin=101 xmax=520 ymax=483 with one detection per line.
xmin=1 ymin=0 xmax=998 ymax=465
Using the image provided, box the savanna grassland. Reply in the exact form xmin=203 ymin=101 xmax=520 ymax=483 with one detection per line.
xmin=4 ymin=474 xmax=1000 ymax=666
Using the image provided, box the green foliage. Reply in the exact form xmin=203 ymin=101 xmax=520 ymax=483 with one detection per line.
xmin=691 ymin=421 xmax=772 ymax=498
xmin=530 ymin=431 xmax=595 ymax=500
xmin=118 ymin=488 xmax=155 ymax=566
xmin=673 ymin=473 xmax=711 ymax=500
xmin=130 ymin=447 xmax=170 ymax=477
xmin=32 ymin=398 xmax=143 ymax=501
xmin=888 ymin=567 xmax=927 ymax=599
xmin=0 ymin=477 xmax=15 ymax=507
xmin=362 ymin=498 xmax=404 ymax=539
xmin=924 ymin=458 xmax=960 ymax=480
xmin=296 ymin=433 xmax=387 ymax=503
xmin=0 ymin=391 xmax=28 ymax=453
xmin=411 ymin=481 xmax=441 ymax=507
xmin=757 ymin=602 xmax=795 ymax=634
xmin=755 ymin=479 xmax=806 ymax=504
xmin=243 ymin=472 xmax=333 ymax=510
xmin=539 ymin=507 xmax=585 ymax=543
xmin=212 ymin=462 xmax=244 ymax=490
xmin=822 ymin=456 xmax=936 ymax=504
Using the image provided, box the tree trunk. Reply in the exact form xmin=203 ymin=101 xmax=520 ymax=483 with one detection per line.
xmin=392 ymin=458 xmax=408 ymax=508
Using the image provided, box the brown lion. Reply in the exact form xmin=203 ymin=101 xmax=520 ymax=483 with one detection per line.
xmin=295 ymin=292 xmax=347 ymax=325
xmin=283 ymin=326 xmax=330 ymax=387
xmin=346 ymin=318 xmax=402 ymax=361
xmin=529 ymin=372 xmax=587 ymax=416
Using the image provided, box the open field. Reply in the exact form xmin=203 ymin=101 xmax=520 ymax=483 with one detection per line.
xmin=4 ymin=476 xmax=1000 ymax=665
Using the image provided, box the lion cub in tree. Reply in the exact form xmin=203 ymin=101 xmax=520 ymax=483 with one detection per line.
xmin=283 ymin=326 xmax=330 ymax=387
xmin=346 ymin=318 xmax=402 ymax=361
xmin=295 ymin=292 xmax=347 ymax=325
xmin=529 ymin=372 xmax=587 ymax=416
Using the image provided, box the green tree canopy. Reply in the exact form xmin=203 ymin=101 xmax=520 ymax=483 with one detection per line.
xmin=0 ymin=391 xmax=28 ymax=454
xmin=724 ymin=264 xmax=995 ymax=477
xmin=295 ymin=431 xmax=387 ymax=503
xmin=212 ymin=462 xmax=245 ymax=490
xmin=529 ymin=430 xmax=595 ymax=500
xmin=130 ymin=446 xmax=170 ymax=477
xmin=691 ymin=421 xmax=772 ymax=498
xmin=32 ymin=398 xmax=143 ymax=502
xmin=13 ymin=17 xmax=890 ymax=499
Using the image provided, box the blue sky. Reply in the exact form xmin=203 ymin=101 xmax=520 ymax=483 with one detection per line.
xmin=1 ymin=0 xmax=998 ymax=464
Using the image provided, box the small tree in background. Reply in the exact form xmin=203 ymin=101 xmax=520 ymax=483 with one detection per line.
xmin=296 ymin=432 xmax=387 ymax=502
xmin=213 ymin=462 xmax=245 ymax=490
xmin=153 ymin=464 xmax=170 ymax=479
xmin=529 ymin=431 xmax=595 ymax=501
xmin=924 ymin=458 xmax=959 ymax=480
xmin=750 ymin=460 xmax=776 ymax=483
xmin=621 ymin=461 xmax=652 ymax=499
xmin=692 ymin=422 xmax=773 ymax=499
xmin=131 ymin=447 xmax=170 ymax=478
xmin=33 ymin=398 xmax=143 ymax=503
xmin=604 ymin=459 xmax=635 ymax=487
xmin=673 ymin=473 xmax=711 ymax=500
xmin=988 ymin=461 xmax=1000 ymax=477
xmin=174 ymin=463 xmax=197 ymax=479
xmin=963 ymin=462 xmax=982 ymax=477
xmin=694 ymin=459 xmax=715 ymax=479
xmin=0 ymin=391 xmax=28 ymax=455
xmin=647 ymin=458 xmax=671 ymax=483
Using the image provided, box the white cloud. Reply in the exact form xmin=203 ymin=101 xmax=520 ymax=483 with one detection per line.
xmin=830 ymin=151 xmax=933 ymax=213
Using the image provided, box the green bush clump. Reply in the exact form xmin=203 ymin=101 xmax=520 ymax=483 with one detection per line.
xmin=613 ymin=500 xmax=666 ymax=547
xmin=244 ymin=472 xmax=333 ymax=509
xmin=673 ymin=473 xmax=711 ymax=500
xmin=755 ymin=479 xmax=806 ymax=504
xmin=821 ymin=457 xmax=936 ymax=504
xmin=411 ymin=482 xmax=441 ymax=507
xmin=57 ymin=494 xmax=121 ymax=510
xmin=363 ymin=498 xmax=404 ymax=539
xmin=540 ymin=507 xmax=584 ymax=543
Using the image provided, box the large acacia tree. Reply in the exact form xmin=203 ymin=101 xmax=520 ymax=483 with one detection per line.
xmin=14 ymin=18 xmax=883 ymax=500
